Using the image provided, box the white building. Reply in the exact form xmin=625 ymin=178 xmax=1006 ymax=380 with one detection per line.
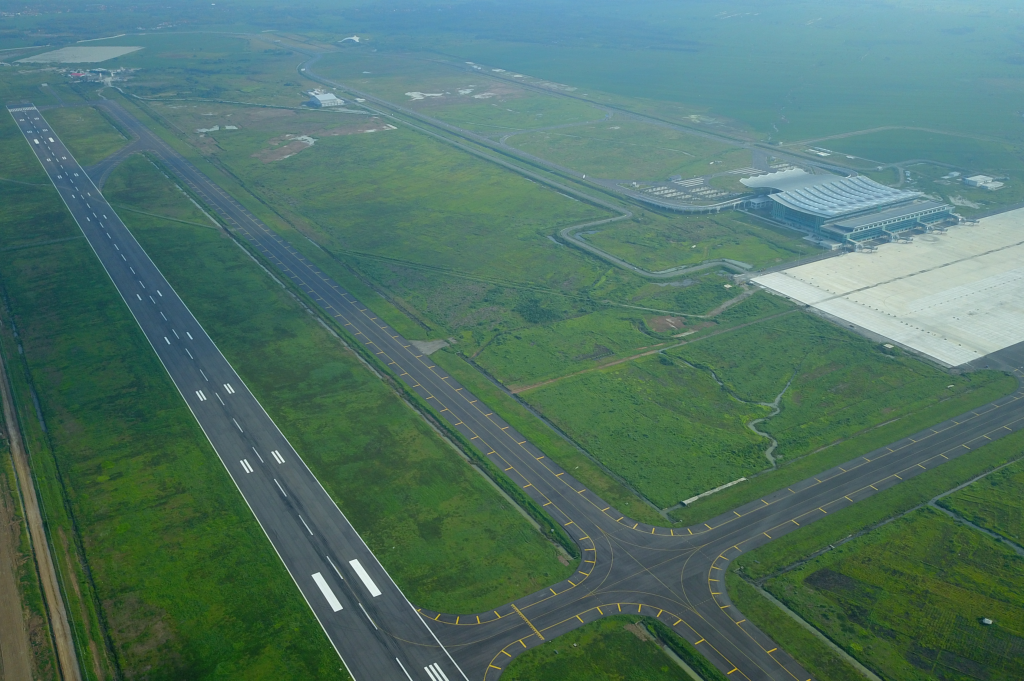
xmin=308 ymin=91 xmax=344 ymax=108
xmin=964 ymin=175 xmax=1004 ymax=191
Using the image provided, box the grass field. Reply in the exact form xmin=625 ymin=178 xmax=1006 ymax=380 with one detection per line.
xmin=0 ymin=439 xmax=57 ymax=680
xmin=77 ymin=32 xmax=309 ymax=107
xmin=431 ymin=348 xmax=665 ymax=526
xmin=523 ymin=354 xmax=771 ymax=508
xmin=729 ymin=429 xmax=1024 ymax=681
xmin=583 ymin=211 xmax=819 ymax=272
xmin=670 ymin=312 xmax=996 ymax=461
xmin=106 ymin=154 xmax=574 ymax=613
xmin=507 ymin=117 xmax=748 ymax=179
xmin=45 ymin=107 xmax=128 ymax=167
xmin=474 ymin=307 xmax=656 ymax=387
xmin=511 ymin=308 xmax=1013 ymax=511
xmin=501 ymin=616 xmax=692 ymax=681
xmin=940 ymin=460 xmax=1024 ymax=546
xmin=0 ymin=179 xmax=346 ymax=679
xmin=315 ymin=50 xmax=606 ymax=133
xmin=764 ymin=508 xmax=1024 ymax=681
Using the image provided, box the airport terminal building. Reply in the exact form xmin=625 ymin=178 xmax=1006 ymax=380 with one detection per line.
xmin=741 ymin=169 xmax=955 ymax=244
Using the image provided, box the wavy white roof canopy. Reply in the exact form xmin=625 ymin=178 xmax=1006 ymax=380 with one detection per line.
xmin=742 ymin=169 xmax=919 ymax=219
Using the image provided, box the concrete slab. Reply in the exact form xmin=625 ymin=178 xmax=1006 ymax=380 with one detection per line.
xmin=754 ymin=209 xmax=1024 ymax=366
xmin=17 ymin=46 xmax=142 ymax=64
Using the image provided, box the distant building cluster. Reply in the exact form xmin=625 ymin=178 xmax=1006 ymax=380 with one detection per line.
xmin=742 ymin=169 xmax=955 ymax=246
xmin=307 ymin=89 xmax=344 ymax=108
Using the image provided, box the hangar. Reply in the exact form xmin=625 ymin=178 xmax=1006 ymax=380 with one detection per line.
xmin=742 ymin=169 xmax=955 ymax=244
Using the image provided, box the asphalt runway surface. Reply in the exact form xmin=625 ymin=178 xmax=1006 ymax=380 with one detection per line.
xmin=12 ymin=98 xmax=1024 ymax=680
xmin=8 ymin=104 xmax=468 ymax=681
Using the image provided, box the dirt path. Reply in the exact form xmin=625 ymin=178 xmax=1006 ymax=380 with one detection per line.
xmin=0 ymin=449 xmax=33 ymax=681
xmin=0 ymin=336 xmax=81 ymax=681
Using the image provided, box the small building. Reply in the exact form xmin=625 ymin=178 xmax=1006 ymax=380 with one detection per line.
xmin=964 ymin=175 xmax=1004 ymax=191
xmin=308 ymin=91 xmax=344 ymax=108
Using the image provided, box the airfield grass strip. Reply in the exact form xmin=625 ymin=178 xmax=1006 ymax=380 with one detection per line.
xmin=158 ymin=156 xmax=585 ymax=561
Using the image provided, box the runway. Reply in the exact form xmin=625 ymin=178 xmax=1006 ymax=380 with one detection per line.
xmin=8 ymin=103 xmax=467 ymax=681
xmin=13 ymin=98 xmax=1024 ymax=680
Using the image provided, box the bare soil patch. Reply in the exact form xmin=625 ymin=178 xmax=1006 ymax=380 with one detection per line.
xmin=647 ymin=316 xmax=687 ymax=333
xmin=252 ymin=117 xmax=397 ymax=162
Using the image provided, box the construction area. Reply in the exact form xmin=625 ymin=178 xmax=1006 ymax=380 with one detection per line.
xmin=753 ymin=207 xmax=1024 ymax=367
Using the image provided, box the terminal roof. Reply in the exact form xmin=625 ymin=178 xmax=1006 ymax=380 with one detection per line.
xmin=743 ymin=169 xmax=920 ymax=219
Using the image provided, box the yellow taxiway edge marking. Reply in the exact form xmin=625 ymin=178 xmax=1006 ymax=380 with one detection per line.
xmin=456 ymin=616 xmax=460 ymax=624
xmin=674 ymin=618 xmax=682 ymax=625
xmin=695 ymin=638 xmax=705 ymax=645
xmin=764 ymin=532 xmax=771 ymax=539
xmin=602 ymin=507 xmax=610 ymax=512
xmin=736 ymin=619 xmax=745 ymax=624
xmin=501 ymin=651 xmax=511 ymax=658
xmin=477 ymin=616 xmax=481 ymax=624
xmin=495 ymin=611 xmax=501 ymax=618
xmin=705 ymin=523 xmax=713 ymax=530
xmin=597 ymin=606 xmax=604 ymax=615
xmin=767 ymin=648 xmax=777 ymax=654
xmin=434 ymin=614 xmax=441 ymax=621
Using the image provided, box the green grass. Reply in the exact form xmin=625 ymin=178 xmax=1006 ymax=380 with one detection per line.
xmin=207 ymin=120 xmax=607 ymax=284
xmin=0 ymin=438 xmax=58 ymax=680
xmin=584 ymin=211 xmax=819 ymax=272
xmin=474 ymin=307 xmax=657 ymax=387
xmin=940 ymin=460 xmax=1024 ymax=545
xmin=734 ymin=428 xmax=1024 ymax=583
xmin=0 ymin=180 xmax=345 ymax=679
xmin=315 ymin=50 xmax=606 ymax=133
xmin=105 ymin=155 xmax=575 ymax=613
xmin=431 ymin=348 xmax=665 ymax=526
xmin=523 ymin=354 xmax=771 ymax=508
xmin=728 ymin=429 xmax=1024 ymax=680
xmin=825 ymin=129 xmax=1024 ymax=176
xmin=763 ymin=508 xmax=1024 ymax=681
xmin=670 ymin=313 xmax=999 ymax=461
xmin=501 ymin=616 xmax=693 ymax=681
xmin=45 ymin=107 xmax=129 ymax=167
xmin=724 ymin=575 xmax=865 ymax=681
xmin=507 ymin=117 xmax=747 ymax=179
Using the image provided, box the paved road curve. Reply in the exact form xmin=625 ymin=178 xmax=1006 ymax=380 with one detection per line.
xmin=17 ymin=99 xmax=1024 ymax=680
xmin=8 ymin=103 xmax=467 ymax=681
